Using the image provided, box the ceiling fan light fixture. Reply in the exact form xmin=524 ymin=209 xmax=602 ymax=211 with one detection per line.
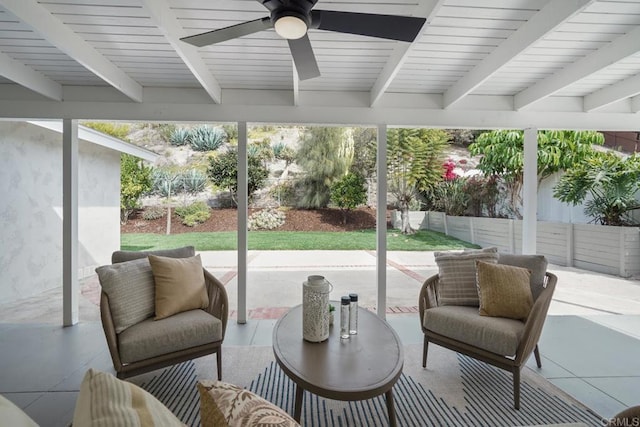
xmin=274 ymin=15 xmax=307 ymax=39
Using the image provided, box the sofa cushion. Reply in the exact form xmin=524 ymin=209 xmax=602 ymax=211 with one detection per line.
xmin=434 ymin=247 xmax=498 ymax=306
xmin=149 ymin=254 xmax=209 ymax=320
xmin=73 ymin=368 xmax=183 ymax=427
xmin=498 ymin=254 xmax=548 ymax=300
xmin=118 ymin=309 xmax=222 ymax=364
xmin=476 ymin=261 xmax=533 ymax=320
xmin=424 ymin=305 xmax=525 ymax=356
xmin=0 ymin=395 xmax=38 ymax=427
xmin=197 ymin=380 xmax=299 ymax=427
xmin=112 ymin=246 xmax=195 ymax=264
xmin=95 ymin=258 xmax=155 ymax=333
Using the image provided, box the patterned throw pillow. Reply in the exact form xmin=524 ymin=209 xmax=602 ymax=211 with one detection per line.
xmin=73 ymin=368 xmax=184 ymax=426
xmin=476 ymin=260 xmax=534 ymax=320
xmin=434 ymin=247 xmax=498 ymax=306
xmin=148 ymin=254 xmax=209 ymax=320
xmin=95 ymin=258 xmax=155 ymax=333
xmin=197 ymin=380 xmax=299 ymax=427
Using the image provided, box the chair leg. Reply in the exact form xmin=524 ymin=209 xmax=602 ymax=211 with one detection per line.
xmin=216 ymin=348 xmax=222 ymax=380
xmin=422 ymin=336 xmax=429 ymax=368
xmin=534 ymin=344 xmax=542 ymax=368
xmin=513 ymin=368 xmax=521 ymax=410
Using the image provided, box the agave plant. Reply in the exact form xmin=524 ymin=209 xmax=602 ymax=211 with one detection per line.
xmin=189 ymin=125 xmax=226 ymax=152
xmin=169 ymin=127 xmax=190 ymax=146
xmin=179 ymin=169 xmax=207 ymax=195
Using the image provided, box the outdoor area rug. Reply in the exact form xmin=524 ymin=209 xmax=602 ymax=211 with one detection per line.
xmin=133 ymin=344 xmax=602 ymax=426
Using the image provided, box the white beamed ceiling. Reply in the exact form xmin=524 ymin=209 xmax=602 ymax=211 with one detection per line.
xmin=0 ymin=0 xmax=639 ymax=129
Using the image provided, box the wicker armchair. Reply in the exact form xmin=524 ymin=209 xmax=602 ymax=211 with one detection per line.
xmin=98 ymin=247 xmax=228 ymax=379
xmin=419 ymin=257 xmax=557 ymax=410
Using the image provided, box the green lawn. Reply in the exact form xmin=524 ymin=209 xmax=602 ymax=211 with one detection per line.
xmin=121 ymin=229 xmax=478 ymax=251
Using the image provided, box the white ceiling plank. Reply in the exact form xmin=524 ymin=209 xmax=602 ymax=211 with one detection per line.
xmin=584 ymin=72 xmax=640 ymax=112
xmin=369 ymin=0 xmax=444 ymax=107
xmin=442 ymin=0 xmax=594 ymax=109
xmin=0 ymin=0 xmax=143 ymax=102
xmin=139 ymin=0 xmax=221 ymax=104
xmin=631 ymin=95 xmax=640 ymax=113
xmin=515 ymin=26 xmax=640 ymax=110
xmin=0 ymin=50 xmax=62 ymax=100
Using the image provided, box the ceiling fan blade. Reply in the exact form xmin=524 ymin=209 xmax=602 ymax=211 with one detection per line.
xmin=312 ymin=10 xmax=425 ymax=42
xmin=181 ymin=17 xmax=272 ymax=47
xmin=288 ymin=34 xmax=320 ymax=81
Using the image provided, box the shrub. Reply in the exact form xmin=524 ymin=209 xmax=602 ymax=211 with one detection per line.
xmin=430 ymin=178 xmax=469 ymax=216
xmin=175 ymin=201 xmax=211 ymax=226
xmin=142 ymin=205 xmax=166 ymax=220
xmin=189 ymin=125 xmax=226 ymax=151
xmin=83 ymin=121 xmax=130 ymax=140
xmin=207 ymin=149 xmax=269 ymax=205
xmin=463 ymin=175 xmax=500 ymax=217
xmin=179 ymin=169 xmax=208 ymax=194
xmin=330 ymin=173 xmax=367 ymax=224
xmin=269 ymin=181 xmax=295 ymax=207
xmin=221 ymin=124 xmax=238 ymax=143
xmin=169 ymin=127 xmax=190 ymax=146
xmin=248 ymin=208 xmax=286 ymax=230
xmin=120 ymin=154 xmax=152 ymax=223
xmin=271 ymin=142 xmax=286 ymax=158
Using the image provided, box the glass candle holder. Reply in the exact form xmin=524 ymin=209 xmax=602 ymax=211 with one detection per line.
xmin=340 ymin=296 xmax=350 ymax=339
xmin=349 ymin=293 xmax=358 ymax=335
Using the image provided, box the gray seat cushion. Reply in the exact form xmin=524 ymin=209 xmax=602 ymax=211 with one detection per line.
xmin=498 ymin=254 xmax=547 ymax=300
xmin=424 ymin=305 xmax=525 ymax=356
xmin=112 ymin=246 xmax=195 ymax=264
xmin=118 ymin=309 xmax=222 ymax=364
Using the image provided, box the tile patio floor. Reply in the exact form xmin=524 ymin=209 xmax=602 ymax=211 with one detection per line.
xmin=1 ymin=250 xmax=640 ymax=426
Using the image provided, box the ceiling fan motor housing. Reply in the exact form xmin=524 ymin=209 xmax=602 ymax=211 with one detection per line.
xmin=264 ymin=0 xmax=317 ymax=27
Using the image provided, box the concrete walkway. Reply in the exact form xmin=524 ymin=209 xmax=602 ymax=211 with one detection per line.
xmin=3 ymin=250 xmax=640 ymax=323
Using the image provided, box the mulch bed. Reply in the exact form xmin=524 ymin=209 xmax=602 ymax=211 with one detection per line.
xmin=121 ymin=207 xmax=388 ymax=234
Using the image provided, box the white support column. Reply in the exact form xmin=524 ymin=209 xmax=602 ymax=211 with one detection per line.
xmin=237 ymin=121 xmax=248 ymax=324
xmin=522 ymin=127 xmax=538 ymax=254
xmin=376 ymin=124 xmax=388 ymax=319
xmin=63 ymin=119 xmax=79 ymax=326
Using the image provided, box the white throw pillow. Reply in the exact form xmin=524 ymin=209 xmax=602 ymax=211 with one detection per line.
xmin=0 ymin=395 xmax=38 ymax=427
xmin=73 ymin=368 xmax=184 ymax=427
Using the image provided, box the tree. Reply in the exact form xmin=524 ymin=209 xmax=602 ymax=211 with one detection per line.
xmin=150 ymin=168 xmax=181 ymax=234
xmin=120 ymin=154 xmax=152 ymax=224
xmin=330 ymin=173 xmax=367 ymax=224
xmin=553 ymin=151 xmax=640 ymax=225
xmin=387 ymin=128 xmax=449 ymax=234
xmin=207 ymin=148 xmax=268 ymax=206
xmin=351 ymin=127 xmax=377 ymax=179
xmin=296 ymin=127 xmax=354 ymax=208
xmin=469 ymin=130 xmax=604 ymax=218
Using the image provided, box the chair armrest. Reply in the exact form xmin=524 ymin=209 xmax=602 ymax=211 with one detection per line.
xmin=100 ymin=292 xmax=124 ymax=371
xmin=203 ymin=269 xmax=229 ymax=340
xmin=419 ymin=274 xmax=440 ymax=332
xmin=515 ymin=272 xmax=557 ymax=364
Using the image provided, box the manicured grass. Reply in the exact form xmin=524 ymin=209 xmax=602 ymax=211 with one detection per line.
xmin=121 ymin=229 xmax=478 ymax=251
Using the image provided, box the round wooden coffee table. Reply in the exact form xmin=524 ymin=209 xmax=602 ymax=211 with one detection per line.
xmin=272 ymin=303 xmax=403 ymax=426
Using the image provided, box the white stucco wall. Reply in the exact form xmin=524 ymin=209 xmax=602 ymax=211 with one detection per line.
xmin=0 ymin=121 xmax=120 ymax=302
xmin=537 ymin=172 xmax=592 ymax=224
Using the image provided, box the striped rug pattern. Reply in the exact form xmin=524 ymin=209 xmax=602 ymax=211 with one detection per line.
xmin=138 ymin=354 xmax=602 ymax=426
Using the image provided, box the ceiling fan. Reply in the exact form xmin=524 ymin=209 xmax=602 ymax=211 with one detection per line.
xmin=180 ymin=0 xmax=426 ymax=81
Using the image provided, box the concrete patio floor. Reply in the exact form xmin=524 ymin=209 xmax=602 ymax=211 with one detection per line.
xmin=1 ymin=250 xmax=640 ymax=426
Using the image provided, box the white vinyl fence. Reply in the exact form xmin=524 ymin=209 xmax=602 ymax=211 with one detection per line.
xmin=391 ymin=211 xmax=640 ymax=277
